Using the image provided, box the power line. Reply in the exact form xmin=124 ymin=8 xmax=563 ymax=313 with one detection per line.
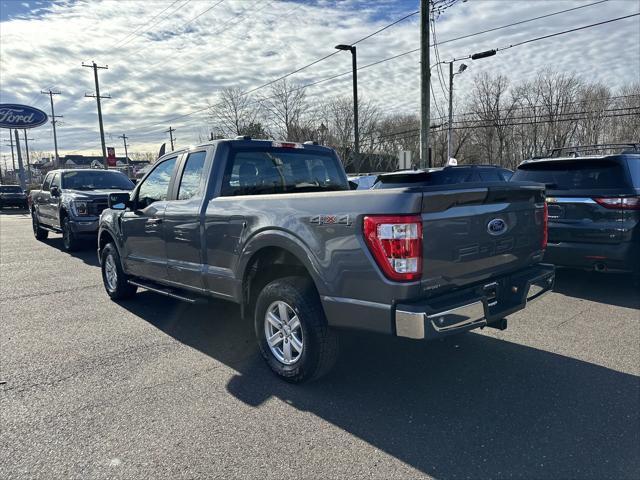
xmin=242 ymin=8 xmax=420 ymax=95
xmin=128 ymin=0 xmax=225 ymax=59
xmin=112 ymin=0 xmax=181 ymax=48
xmin=127 ymin=5 xmax=636 ymax=137
xmin=497 ymin=12 xmax=639 ymax=52
xmin=116 ymin=0 xmax=191 ymax=49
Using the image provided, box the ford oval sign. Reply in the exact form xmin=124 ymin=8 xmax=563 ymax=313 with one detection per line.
xmin=487 ymin=218 xmax=507 ymax=236
xmin=0 ymin=104 xmax=48 ymax=129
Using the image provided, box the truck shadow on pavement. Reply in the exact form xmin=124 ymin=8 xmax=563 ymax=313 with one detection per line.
xmin=44 ymin=237 xmax=101 ymax=267
xmin=121 ymin=292 xmax=640 ymax=480
xmin=552 ymin=268 xmax=640 ymax=309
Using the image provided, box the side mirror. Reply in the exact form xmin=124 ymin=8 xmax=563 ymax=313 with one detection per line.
xmin=50 ymin=186 xmax=60 ymax=197
xmin=108 ymin=192 xmax=131 ymax=211
xmin=349 ymin=180 xmax=359 ymax=190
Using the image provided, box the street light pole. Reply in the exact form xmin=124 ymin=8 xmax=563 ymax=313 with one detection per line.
xmin=335 ymin=44 xmax=359 ymax=172
xmin=420 ymin=0 xmax=430 ymax=168
xmin=447 ymin=62 xmax=467 ymax=162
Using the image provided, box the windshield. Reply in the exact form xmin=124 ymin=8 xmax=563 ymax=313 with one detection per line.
xmin=512 ymin=160 xmax=629 ymax=190
xmin=61 ymin=170 xmax=135 ymax=190
xmin=0 ymin=186 xmax=23 ymax=193
xmin=221 ymin=147 xmax=349 ymax=196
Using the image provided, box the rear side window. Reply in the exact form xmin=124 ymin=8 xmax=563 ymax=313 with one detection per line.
xmin=478 ymin=168 xmax=506 ymax=182
xmin=627 ymin=159 xmax=640 ymax=187
xmin=512 ymin=160 xmax=629 ymax=189
xmin=178 ymin=151 xmax=206 ymax=200
xmin=221 ymin=148 xmax=348 ymax=196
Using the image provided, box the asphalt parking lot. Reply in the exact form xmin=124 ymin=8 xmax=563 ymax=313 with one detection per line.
xmin=1 ymin=210 xmax=639 ymax=479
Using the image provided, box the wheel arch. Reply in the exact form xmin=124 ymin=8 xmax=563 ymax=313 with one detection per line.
xmin=239 ymin=232 xmax=328 ymax=319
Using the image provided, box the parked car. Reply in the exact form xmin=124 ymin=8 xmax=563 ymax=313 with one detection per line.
xmin=30 ymin=169 xmax=134 ymax=251
xmin=0 ymin=185 xmax=28 ymax=209
xmin=98 ymin=138 xmax=553 ymax=382
xmin=511 ymin=150 xmax=639 ymax=278
xmin=372 ymin=165 xmax=513 ymax=189
xmin=348 ymin=174 xmax=380 ymax=190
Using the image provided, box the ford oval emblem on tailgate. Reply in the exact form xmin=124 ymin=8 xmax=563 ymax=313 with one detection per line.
xmin=487 ymin=218 xmax=507 ymax=236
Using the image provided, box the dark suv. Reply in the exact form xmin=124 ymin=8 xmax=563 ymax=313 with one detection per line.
xmin=0 ymin=185 xmax=28 ymax=209
xmin=372 ymin=165 xmax=513 ymax=189
xmin=512 ymin=151 xmax=639 ymax=277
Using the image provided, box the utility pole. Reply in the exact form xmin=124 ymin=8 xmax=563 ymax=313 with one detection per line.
xmin=13 ymin=130 xmax=26 ymax=190
xmin=118 ymin=133 xmax=131 ymax=177
xmin=9 ymin=129 xmax=16 ymax=171
xmin=420 ymin=0 xmax=431 ymax=168
xmin=41 ymin=90 xmax=62 ymax=168
xmin=83 ymin=61 xmax=111 ymax=169
xmin=165 ymin=126 xmax=175 ymax=151
xmin=447 ymin=61 xmax=454 ymax=162
xmin=23 ymin=129 xmax=34 ymax=184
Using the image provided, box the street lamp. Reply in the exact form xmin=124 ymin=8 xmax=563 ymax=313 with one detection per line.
xmin=335 ymin=44 xmax=359 ymax=170
xmin=443 ymin=49 xmax=496 ymax=162
xmin=447 ymin=62 xmax=468 ymax=162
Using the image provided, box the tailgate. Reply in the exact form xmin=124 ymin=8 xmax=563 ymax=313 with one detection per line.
xmin=420 ymin=183 xmax=546 ymax=292
xmin=546 ymin=196 xmax=622 ymax=244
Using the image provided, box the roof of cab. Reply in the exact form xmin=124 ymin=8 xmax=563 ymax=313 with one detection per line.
xmin=158 ymin=137 xmax=336 ymax=161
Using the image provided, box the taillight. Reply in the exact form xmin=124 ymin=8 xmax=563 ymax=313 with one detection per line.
xmin=593 ymin=196 xmax=640 ymax=210
xmin=272 ymin=141 xmax=303 ymax=149
xmin=542 ymin=202 xmax=548 ymax=249
xmin=363 ymin=215 xmax=422 ymax=282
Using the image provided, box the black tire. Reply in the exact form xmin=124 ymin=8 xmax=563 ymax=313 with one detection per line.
xmin=254 ymin=276 xmax=338 ymax=383
xmin=61 ymin=216 xmax=80 ymax=252
xmin=101 ymin=243 xmax=137 ymax=300
xmin=32 ymin=210 xmax=48 ymax=240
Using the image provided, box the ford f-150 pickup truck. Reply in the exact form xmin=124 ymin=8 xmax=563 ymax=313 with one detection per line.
xmin=98 ymin=138 xmax=554 ymax=382
xmin=30 ymin=168 xmax=134 ymax=251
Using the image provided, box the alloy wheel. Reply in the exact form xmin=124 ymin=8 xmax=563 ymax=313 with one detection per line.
xmin=264 ymin=300 xmax=304 ymax=365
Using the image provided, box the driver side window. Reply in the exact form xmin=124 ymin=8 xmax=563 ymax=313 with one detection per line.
xmin=137 ymin=157 xmax=177 ymax=209
xmin=42 ymin=173 xmax=53 ymax=191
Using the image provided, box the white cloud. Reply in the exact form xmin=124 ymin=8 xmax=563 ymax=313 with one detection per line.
xmin=0 ymin=0 xmax=638 ymax=158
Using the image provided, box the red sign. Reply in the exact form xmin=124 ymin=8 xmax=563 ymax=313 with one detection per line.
xmin=107 ymin=147 xmax=116 ymax=167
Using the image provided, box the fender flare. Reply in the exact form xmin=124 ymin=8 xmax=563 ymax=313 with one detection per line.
xmin=236 ymin=229 xmax=329 ymax=297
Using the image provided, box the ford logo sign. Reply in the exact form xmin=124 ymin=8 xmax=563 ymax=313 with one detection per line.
xmin=487 ymin=218 xmax=507 ymax=236
xmin=0 ymin=104 xmax=48 ymax=129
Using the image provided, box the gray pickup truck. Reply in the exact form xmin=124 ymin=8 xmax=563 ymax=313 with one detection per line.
xmin=98 ymin=138 xmax=554 ymax=382
xmin=30 ymin=169 xmax=134 ymax=251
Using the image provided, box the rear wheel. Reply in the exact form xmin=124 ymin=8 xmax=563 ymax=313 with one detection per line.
xmin=101 ymin=243 xmax=137 ymax=300
xmin=61 ymin=216 xmax=80 ymax=251
xmin=254 ymin=276 xmax=338 ymax=383
xmin=32 ymin=211 xmax=48 ymax=240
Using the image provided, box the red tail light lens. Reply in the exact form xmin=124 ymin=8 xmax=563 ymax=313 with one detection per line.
xmin=593 ymin=196 xmax=640 ymax=210
xmin=363 ymin=215 xmax=422 ymax=282
xmin=542 ymin=202 xmax=548 ymax=249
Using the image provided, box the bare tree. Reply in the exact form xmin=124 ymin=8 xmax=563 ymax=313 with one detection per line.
xmin=262 ymin=79 xmax=309 ymax=141
xmin=208 ymin=87 xmax=262 ymax=138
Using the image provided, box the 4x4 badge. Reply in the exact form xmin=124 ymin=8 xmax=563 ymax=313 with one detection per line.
xmin=310 ymin=215 xmax=352 ymax=226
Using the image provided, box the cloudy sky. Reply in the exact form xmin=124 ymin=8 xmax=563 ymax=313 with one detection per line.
xmin=0 ymin=0 xmax=639 ymax=162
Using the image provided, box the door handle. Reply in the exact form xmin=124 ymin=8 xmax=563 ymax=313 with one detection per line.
xmin=147 ymin=218 xmax=163 ymax=225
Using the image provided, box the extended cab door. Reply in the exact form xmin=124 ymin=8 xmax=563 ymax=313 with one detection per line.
xmin=121 ymin=156 xmax=178 ymax=281
xmin=164 ymin=149 xmax=209 ymax=291
xmin=33 ymin=173 xmax=53 ymax=225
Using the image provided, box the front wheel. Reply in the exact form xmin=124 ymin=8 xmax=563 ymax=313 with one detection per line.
xmin=32 ymin=211 xmax=48 ymax=240
xmin=61 ymin=217 xmax=80 ymax=252
xmin=254 ymin=276 xmax=338 ymax=383
xmin=101 ymin=243 xmax=137 ymax=300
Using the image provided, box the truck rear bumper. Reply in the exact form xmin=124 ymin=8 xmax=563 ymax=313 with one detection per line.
xmin=394 ymin=264 xmax=554 ymax=340
xmin=322 ymin=264 xmax=555 ymax=339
